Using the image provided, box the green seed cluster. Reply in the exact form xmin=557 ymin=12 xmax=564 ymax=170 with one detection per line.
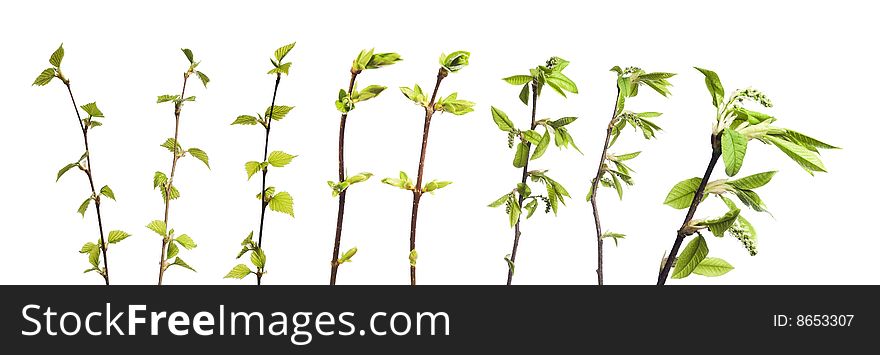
xmin=732 ymin=87 xmax=773 ymax=108
xmin=729 ymin=224 xmax=758 ymax=256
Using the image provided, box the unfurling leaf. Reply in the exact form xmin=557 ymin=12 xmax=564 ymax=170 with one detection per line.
xmin=175 ymin=234 xmax=197 ymax=250
xmin=99 ymin=185 xmax=116 ymax=201
xmin=409 ymin=249 xmax=418 ymax=267
xmin=695 ymin=67 xmax=724 ymax=108
xmin=338 ymin=247 xmax=358 ymax=263
xmin=170 ymin=257 xmax=196 ymax=272
xmin=423 ymin=180 xmax=452 ymax=193
xmin=439 ymin=51 xmax=470 ymax=72
xmin=49 ymin=44 xmax=65 ymax=68
xmin=33 ymin=68 xmax=56 ymax=86
xmin=146 ymin=220 xmax=168 ymax=237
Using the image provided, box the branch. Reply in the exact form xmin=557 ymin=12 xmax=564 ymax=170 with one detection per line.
xmin=157 ymin=72 xmax=190 ymax=286
xmin=330 ymin=70 xmax=359 ymax=285
xmin=255 ymin=73 xmax=283 ymax=286
xmin=657 ymin=134 xmax=722 ymax=285
xmin=588 ymin=87 xmax=621 ymax=286
xmin=507 ymin=80 xmax=539 ymax=286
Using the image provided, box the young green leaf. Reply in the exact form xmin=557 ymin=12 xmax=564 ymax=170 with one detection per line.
xmin=225 ymin=264 xmax=252 ymax=279
xmin=353 ymin=85 xmax=387 ymax=102
xmin=671 ymin=234 xmax=709 ymax=279
xmin=232 ymin=115 xmax=259 ymax=125
xmin=195 ymin=71 xmax=210 ymax=87
xmin=274 ymin=42 xmax=296 ymax=62
xmin=49 ymin=44 xmax=64 ymax=68
xmin=245 ymin=161 xmax=263 ymax=180
xmin=530 ymin=130 xmax=551 ymax=160
xmin=146 ymin=220 xmax=167 ymax=237
xmin=338 ymin=247 xmax=358 ymax=263
xmin=187 ymin=148 xmax=210 ymax=169
xmin=99 ymin=185 xmax=115 ymax=201
xmin=269 ymin=191 xmax=294 ymax=217
xmin=80 ymin=102 xmax=104 ymax=118
xmin=33 ymin=68 xmax=56 ymax=86
xmin=699 ymin=208 xmax=741 ymax=237
xmin=694 ymin=67 xmax=724 ymax=108
xmin=170 ymin=257 xmax=196 ymax=272
xmin=267 ymin=150 xmax=295 ymax=168
xmin=157 ymin=95 xmax=179 ymax=103
xmin=409 ymin=250 xmax=418 ymax=267
xmin=266 ymin=105 xmax=294 ymax=120
xmin=107 ymin=230 xmax=131 ymax=244
xmin=503 ymin=75 xmax=532 ymax=85
xmin=181 ymin=48 xmax=195 ymax=64
xmin=728 ymin=171 xmax=777 ymax=190
xmin=722 ymin=129 xmax=748 ymax=176
xmin=490 ymin=106 xmax=515 ymax=132
xmin=250 ymin=248 xmax=267 ymax=269
xmin=77 ymin=197 xmax=93 ymax=217
xmin=513 ymin=142 xmax=529 ymax=168
xmin=766 ymin=136 xmax=826 ymax=174
xmin=663 ymin=177 xmax=702 ymax=209
xmin=423 ymin=180 xmax=452 ymax=193
xmin=166 ymin=242 xmax=180 ymax=259
xmin=439 ymin=51 xmax=470 ymax=72
xmin=57 ymin=163 xmax=79 ymax=182
xmin=692 ymin=257 xmax=734 ymax=277
xmin=175 ymin=234 xmax=197 ymax=250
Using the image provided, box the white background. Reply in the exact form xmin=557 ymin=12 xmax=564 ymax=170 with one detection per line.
xmin=0 ymin=0 xmax=875 ymax=285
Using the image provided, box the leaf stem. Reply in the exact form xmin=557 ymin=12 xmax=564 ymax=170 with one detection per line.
xmin=329 ymin=70 xmax=359 ymax=285
xmin=256 ymin=73 xmax=283 ymax=286
xmin=588 ymin=87 xmax=621 ymax=285
xmin=157 ymin=72 xmax=190 ymax=286
xmin=408 ymin=67 xmax=448 ymax=286
xmin=507 ymin=81 xmax=539 ymax=285
xmin=656 ymin=134 xmax=722 ymax=285
xmin=64 ymin=81 xmax=110 ymax=286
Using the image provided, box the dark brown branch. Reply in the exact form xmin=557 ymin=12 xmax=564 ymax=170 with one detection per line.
xmin=408 ymin=67 xmax=448 ymax=286
xmin=329 ymin=70 xmax=359 ymax=285
xmin=64 ymin=81 xmax=110 ymax=286
xmin=588 ymin=87 xmax=621 ymax=286
xmin=255 ymin=73 xmax=283 ymax=286
xmin=157 ymin=72 xmax=190 ymax=286
xmin=507 ymin=81 xmax=539 ymax=286
xmin=656 ymin=134 xmax=722 ymax=285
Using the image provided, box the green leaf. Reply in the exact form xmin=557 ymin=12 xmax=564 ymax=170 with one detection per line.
xmin=513 ymin=142 xmax=529 ymax=168
xmin=353 ymin=85 xmax=387 ymax=102
xmin=157 ymin=95 xmax=179 ymax=103
xmin=175 ymin=234 xmax=197 ymax=250
xmin=338 ymin=247 xmax=358 ymax=263
xmin=531 ymin=130 xmax=551 ymax=160
xmin=274 ymin=42 xmax=296 ymax=61
xmin=521 ymin=130 xmax=541 ymax=145
xmin=57 ymin=163 xmax=78 ymax=182
xmin=601 ymin=231 xmax=626 ymax=247
xmin=245 ymin=161 xmax=263 ymax=180
xmin=170 ymin=257 xmax=196 ymax=272
xmin=268 ymin=150 xmax=295 ymax=168
xmin=549 ymin=117 xmax=577 ymax=128
xmin=504 ymin=254 xmax=515 ymax=274
xmin=225 ymin=264 xmax=252 ymax=279
xmin=366 ymin=52 xmax=401 ymax=69
xmin=269 ymin=191 xmax=294 ymax=218
xmin=33 ymin=68 xmax=56 ymax=86
xmin=423 ymin=180 xmax=452 ymax=193
xmin=509 ymin=197 xmax=521 ymax=227
xmin=693 ymin=257 xmax=734 ymax=277
xmin=519 ymin=84 xmax=530 ymax=105
xmin=490 ymin=106 xmax=515 ymax=132
xmin=671 ymin=234 xmax=709 ymax=279
xmin=700 ymin=208 xmax=741 ymax=237
xmin=503 ymin=75 xmax=532 ymax=85
xmin=546 ymin=72 xmax=578 ymax=94
xmin=488 ymin=194 xmax=509 ymax=208
xmin=99 ymin=185 xmax=115 ymax=201
xmin=267 ymin=62 xmax=292 ymax=75
xmin=107 ymin=230 xmax=131 ymax=244
xmin=524 ymin=199 xmax=538 ymax=218
xmin=610 ymin=172 xmax=623 ymax=200
xmin=266 ymin=105 xmax=294 ymax=120
xmin=80 ymin=102 xmax=104 ymax=118
xmin=251 ymin=248 xmax=266 ymax=268
xmin=232 ymin=115 xmax=258 ymax=125
xmin=153 ymin=171 xmax=168 ymax=189
xmin=766 ymin=136 xmax=826 ymax=174
xmin=783 ymin=129 xmax=839 ymax=150
xmin=721 ymin=128 xmax=748 ymax=176
xmin=439 ymin=51 xmax=470 ymax=72
xmin=728 ymin=171 xmax=776 ymax=190
xmin=694 ymin=67 xmax=724 ymax=108
xmin=49 ymin=44 xmax=64 ymax=67
xmin=181 ymin=48 xmax=194 ymax=64
xmin=166 ymin=242 xmax=179 ymax=259
xmin=195 ymin=71 xmax=210 ymax=88
xmin=187 ymin=148 xmax=210 ymax=169
xmin=614 ymin=151 xmax=641 ymax=161
xmin=160 ymin=138 xmax=182 ymax=155
xmin=88 ymin=246 xmax=100 ymax=267
xmin=663 ymin=177 xmax=702 ymax=209
xmin=80 ymin=242 xmax=98 ymax=254
xmin=77 ymin=197 xmax=92 ymax=216
xmin=146 ymin=220 xmax=167 ymax=237
xmin=436 ymin=94 xmax=474 ymax=115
